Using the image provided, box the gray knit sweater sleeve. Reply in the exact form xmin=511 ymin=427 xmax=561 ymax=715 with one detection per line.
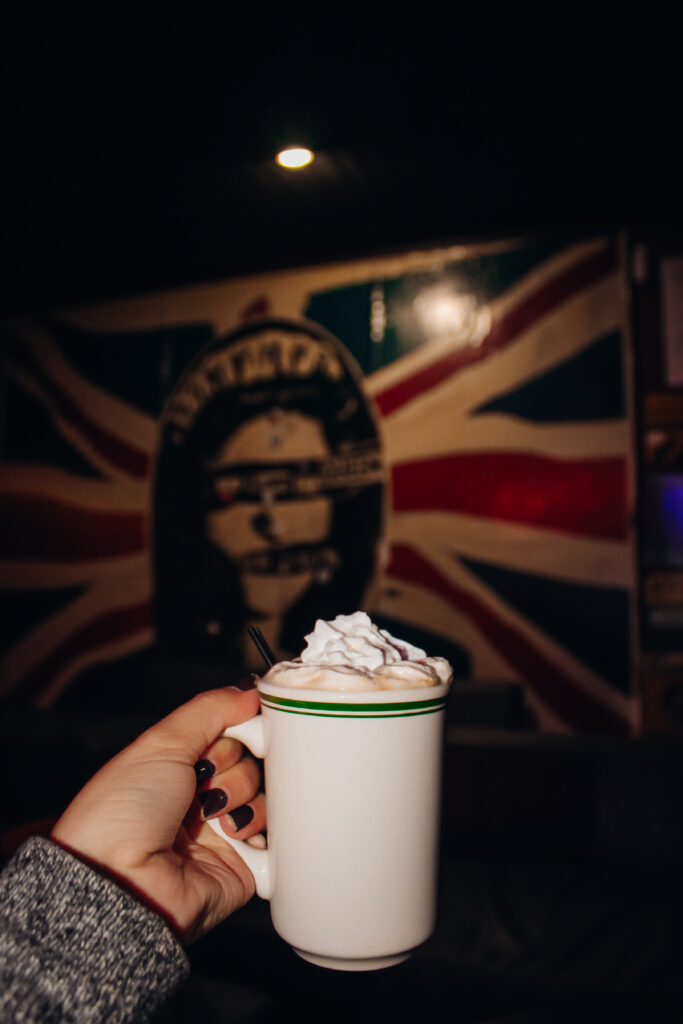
xmin=0 ymin=836 xmax=190 ymax=1023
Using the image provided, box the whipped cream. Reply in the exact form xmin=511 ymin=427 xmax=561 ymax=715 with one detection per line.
xmin=263 ymin=612 xmax=452 ymax=691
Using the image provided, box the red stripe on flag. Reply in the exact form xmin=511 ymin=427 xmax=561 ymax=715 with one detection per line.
xmin=17 ymin=600 xmax=152 ymax=705
xmin=391 ymin=453 xmax=628 ymax=540
xmin=375 ymin=244 xmax=618 ymax=416
xmin=0 ymin=494 xmax=146 ymax=561
xmin=11 ymin=346 xmax=150 ymax=479
xmin=386 ymin=543 xmax=631 ymax=735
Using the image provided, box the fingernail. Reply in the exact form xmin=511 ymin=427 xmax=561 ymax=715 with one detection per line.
xmin=199 ymin=788 xmax=228 ymax=817
xmin=194 ymin=759 xmax=215 ymax=783
xmin=229 ymin=674 xmax=257 ymax=691
xmin=224 ymin=805 xmax=255 ymax=831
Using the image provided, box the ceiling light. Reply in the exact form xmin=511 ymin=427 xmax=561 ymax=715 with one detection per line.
xmin=276 ymin=146 xmax=314 ymax=169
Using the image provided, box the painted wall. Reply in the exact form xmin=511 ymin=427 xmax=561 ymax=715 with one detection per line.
xmin=0 ymin=235 xmax=637 ymax=733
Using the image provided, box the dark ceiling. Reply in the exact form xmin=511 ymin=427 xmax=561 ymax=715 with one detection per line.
xmin=1 ymin=15 xmax=680 ymax=316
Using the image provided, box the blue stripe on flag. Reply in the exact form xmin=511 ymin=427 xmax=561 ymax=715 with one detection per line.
xmin=3 ymin=378 xmax=101 ymax=478
xmin=305 ymin=239 xmax=570 ymax=376
xmin=460 ymin=556 xmax=632 ymax=694
xmin=0 ymin=586 xmax=85 ymax=658
xmin=472 ymin=330 xmax=625 ymax=423
xmin=47 ymin=319 xmax=215 ymax=416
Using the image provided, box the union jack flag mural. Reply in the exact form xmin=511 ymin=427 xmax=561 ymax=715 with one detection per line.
xmin=0 ymin=235 xmax=637 ymax=732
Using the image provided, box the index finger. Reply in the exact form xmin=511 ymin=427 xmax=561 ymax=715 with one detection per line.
xmin=133 ymin=685 xmax=261 ymax=765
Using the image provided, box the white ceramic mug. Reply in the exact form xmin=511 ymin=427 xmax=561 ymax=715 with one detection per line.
xmin=207 ymin=676 xmax=450 ymax=971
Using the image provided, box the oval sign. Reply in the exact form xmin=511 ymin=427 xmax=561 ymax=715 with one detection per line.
xmin=153 ymin=317 xmax=387 ymax=668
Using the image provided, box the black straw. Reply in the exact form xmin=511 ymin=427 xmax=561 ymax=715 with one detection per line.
xmin=247 ymin=624 xmax=276 ymax=668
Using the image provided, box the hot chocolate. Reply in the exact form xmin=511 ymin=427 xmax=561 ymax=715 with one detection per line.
xmin=262 ymin=611 xmax=452 ymax=691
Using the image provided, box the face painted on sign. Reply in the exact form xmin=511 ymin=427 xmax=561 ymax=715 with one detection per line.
xmin=153 ymin=319 xmax=386 ymax=668
xmin=204 ymin=410 xmax=334 ymax=630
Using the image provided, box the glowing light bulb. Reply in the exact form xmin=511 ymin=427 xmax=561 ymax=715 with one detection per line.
xmin=276 ymin=147 xmax=314 ymax=169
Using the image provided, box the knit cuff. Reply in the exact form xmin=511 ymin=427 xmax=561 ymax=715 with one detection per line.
xmin=0 ymin=836 xmax=189 ymax=1023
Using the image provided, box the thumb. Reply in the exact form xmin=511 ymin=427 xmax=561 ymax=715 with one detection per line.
xmin=134 ymin=686 xmax=261 ymax=765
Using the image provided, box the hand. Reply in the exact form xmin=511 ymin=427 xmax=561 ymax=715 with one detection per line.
xmin=51 ymin=685 xmax=265 ymax=944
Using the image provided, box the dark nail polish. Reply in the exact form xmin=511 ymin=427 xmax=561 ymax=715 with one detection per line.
xmin=225 ymin=804 xmax=255 ymax=831
xmin=199 ymin=788 xmax=228 ymax=817
xmin=194 ymin=759 xmax=215 ymax=783
xmin=229 ymin=674 xmax=257 ymax=691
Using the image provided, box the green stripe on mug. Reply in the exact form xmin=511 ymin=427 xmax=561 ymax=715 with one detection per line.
xmin=260 ymin=694 xmax=446 ymax=717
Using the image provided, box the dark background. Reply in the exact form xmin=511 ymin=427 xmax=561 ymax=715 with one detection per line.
xmin=1 ymin=11 xmax=681 ymax=316
xmin=3 ymin=12 xmax=683 ymax=1022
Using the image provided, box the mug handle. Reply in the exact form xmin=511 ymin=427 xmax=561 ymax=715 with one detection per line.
xmin=205 ymin=714 xmax=274 ymax=900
